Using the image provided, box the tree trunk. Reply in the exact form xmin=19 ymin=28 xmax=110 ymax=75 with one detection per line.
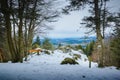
xmin=1 ymin=0 xmax=17 ymax=62
xmin=94 ymin=0 xmax=104 ymax=67
xmin=18 ymin=0 xmax=25 ymax=62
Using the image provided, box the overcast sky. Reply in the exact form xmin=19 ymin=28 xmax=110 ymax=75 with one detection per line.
xmin=46 ymin=0 xmax=120 ymax=38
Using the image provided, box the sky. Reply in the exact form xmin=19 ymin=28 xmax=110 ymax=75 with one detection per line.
xmin=46 ymin=0 xmax=120 ymax=38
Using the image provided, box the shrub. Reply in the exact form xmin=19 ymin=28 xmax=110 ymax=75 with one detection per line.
xmin=74 ymin=45 xmax=83 ymax=50
xmin=44 ymin=50 xmax=51 ymax=55
xmin=32 ymin=43 xmax=40 ymax=49
xmin=61 ymin=57 xmax=79 ymax=65
xmin=98 ymin=63 xmax=105 ymax=68
xmin=66 ymin=45 xmax=74 ymax=49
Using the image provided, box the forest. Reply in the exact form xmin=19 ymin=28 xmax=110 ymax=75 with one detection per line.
xmin=0 ymin=0 xmax=120 ymax=75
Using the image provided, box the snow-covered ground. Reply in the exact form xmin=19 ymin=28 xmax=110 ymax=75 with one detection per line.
xmin=26 ymin=49 xmax=97 ymax=67
xmin=0 ymin=49 xmax=120 ymax=80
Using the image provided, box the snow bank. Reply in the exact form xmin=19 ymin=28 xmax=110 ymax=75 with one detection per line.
xmin=0 ymin=49 xmax=120 ymax=80
xmin=26 ymin=49 xmax=97 ymax=68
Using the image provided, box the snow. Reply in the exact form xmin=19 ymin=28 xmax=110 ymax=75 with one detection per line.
xmin=0 ymin=49 xmax=120 ymax=80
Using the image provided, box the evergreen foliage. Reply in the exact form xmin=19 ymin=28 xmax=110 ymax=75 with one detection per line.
xmin=110 ymin=12 xmax=120 ymax=68
xmin=42 ymin=38 xmax=53 ymax=50
xmin=110 ymin=28 xmax=120 ymax=68
xmin=32 ymin=44 xmax=40 ymax=49
xmin=58 ymin=43 xmax=62 ymax=48
xmin=84 ymin=41 xmax=95 ymax=56
xmin=32 ymin=36 xmax=41 ymax=49
xmin=63 ymin=0 xmax=112 ymax=67
xmin=33 ymin=36 xmax=41 ymax=46
xmin=74 ymin=45 xmax=83 ymax=50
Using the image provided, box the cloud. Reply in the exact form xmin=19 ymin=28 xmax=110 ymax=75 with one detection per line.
xmin=47 ymin=0 xmax=120 ymax=38
xmin=48 ymin=10 xmax=90 ymax=38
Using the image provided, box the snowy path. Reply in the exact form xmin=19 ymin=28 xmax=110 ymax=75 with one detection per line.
xmin=0 ymin=50 xmax=120 ymax=80
xmin=0 ymin=63 xmax=120 ymax=80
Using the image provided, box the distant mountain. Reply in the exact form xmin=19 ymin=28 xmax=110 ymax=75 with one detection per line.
xmin=33 ymin=36 xmax=96 ymax=47
xmin=49 ymin=37 xmax=96 ymax=47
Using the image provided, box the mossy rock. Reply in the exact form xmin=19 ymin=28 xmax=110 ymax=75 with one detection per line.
xmin=73 ymin=56 xmax=78 ymax=60
xmin=73 ymin=54 xmax=81 ymax=59
xmin=61 ymin=57 xmax=79 ymax=65
xmin=59 ymin=46 xmax=71 ymax=53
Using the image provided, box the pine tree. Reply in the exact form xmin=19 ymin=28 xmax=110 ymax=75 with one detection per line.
xmin=42 ymin=38 xmax=53 ymax=50
xmin=33 ymin=36 xmax=41 ymax=46
xmin=63 ymin=0 xmax=110 ymax=66
xmin=84 ymin=41 xmax=95 ymax=56
xmin=110 ymin=34 xmax=120 ymax=68
xmin=110 ymin=12 xmax=120 ymax=68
